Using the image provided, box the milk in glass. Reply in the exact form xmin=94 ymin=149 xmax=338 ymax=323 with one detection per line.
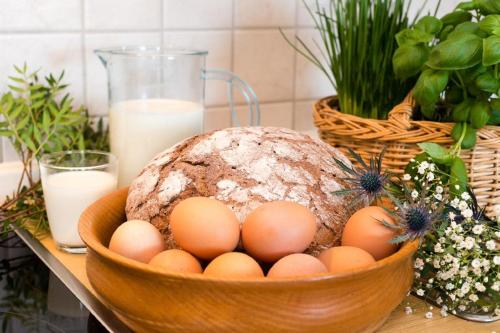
xmin=109 ymin=98 xmax=203 ymax=186
xmin=43 ymin=170 xmax=117 ymax=247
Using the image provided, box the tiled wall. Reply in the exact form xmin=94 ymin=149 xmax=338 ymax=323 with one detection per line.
xmin=0 ymin=0 xmax=459 ymax=162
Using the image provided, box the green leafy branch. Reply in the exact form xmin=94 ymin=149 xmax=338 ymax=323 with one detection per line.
xmin=0 ymin=64 xmax=109 ymax=237
xmin=0 ymin=64 xmax=88 ymax=191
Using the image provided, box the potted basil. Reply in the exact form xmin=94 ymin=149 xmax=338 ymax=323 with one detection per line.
xmin=393 ymin=0 xmax=500 ymax=149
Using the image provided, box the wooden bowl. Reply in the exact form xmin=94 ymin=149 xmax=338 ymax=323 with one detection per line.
xmin=79 ymin=188 xmax=418 ymax=333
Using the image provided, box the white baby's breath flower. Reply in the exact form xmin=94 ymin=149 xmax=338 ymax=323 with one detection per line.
xmin=414 ymin=258 xmax=424 ymax=269
xmin=471 ymin=259 xmax=481 ymax=269
xmin=411 ymin=190 xmax=419 ymax=199
xmin=405 ymin=306 xmax=413 ymax=315
xmin=493 ymin=256 xmax=500 ymax=266
xmin=440 ymin=306 xmax=448 ymax=317
xmin=425 ymin=311 xmax=433 ymax=319
xmin=436 ymin=296 xmax=442 ymax=304
xmin=446 ymin=283 xmax=454 ymax=290
xmin=492 ymin=281 xmax=500 ymax=292
xmin=434 ymin=243 xmax=444 ymax=253
xmin=469 ymin=294 xmax=479 ymax=302
xmin=458 ymin=200 xmax=468 ymax=211
xmin=475 ymin=282 xmax=486 ymax=292
xmin=403 ymin=173 xmax=411 ymax=181
xmin=462 ymin=208 xmax=473 ymax=219
xmin=434 ymin=193 xmax=442 ymax=201
xmin=461 ymin=282 xmax=471 ymax=294
xmin=495 ymin=231 xmax=500 ymax=239
xmin=426 ymin=172 xmax=435 ymax=181
xmin=459 ymin=305 xmax=466 ymax=311
xmin=418 ymin=161 xmax=429 ymax=174
xmin=464 ymin=237 xmax=475 ymax=250
xmin=461 ymin=192 xmax=471 ymax=201
xmin=451 ymin=198 xmax=460 ymax=208
xmin=472 ymin=224 xmax=484 ymax=235
xmin=416 ymin=289 xmax=425 ymax=296
xmin=455 ymin=184 xmax=460 ymax=190
xmin=486 ymin=240 xmax=496 ymax=251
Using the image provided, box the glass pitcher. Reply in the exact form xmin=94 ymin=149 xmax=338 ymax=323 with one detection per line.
xmin=96 ymin=46 xmax=260 ymax=187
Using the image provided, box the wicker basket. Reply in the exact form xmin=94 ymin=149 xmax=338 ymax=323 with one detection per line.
xmin=314 ymin=94 xmax=500 ymax=217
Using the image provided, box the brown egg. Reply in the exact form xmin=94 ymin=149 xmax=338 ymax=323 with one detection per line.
xmin=149 ymin=249 xmax=202 ymax=274
xmin=170 ymin=197 xmax=240 ymax=260
xmin=341 ymin=206 xmax=398 ymax=260
xmin=267 ymin=253 xmax=327 ymax=278
xmin=319 ymin=246 xmax=376 ymax=274
xmin=109 ymin=220 xmax=165 ymax=263
xmin=242 ymin=201 xmax=317 ymax=263
xmin=204 ymin=252 xmax=264 ymax=278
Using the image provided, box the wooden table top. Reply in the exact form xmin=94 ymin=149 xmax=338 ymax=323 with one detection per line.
xmin=35 ymin=233 xmax=498 ymax=333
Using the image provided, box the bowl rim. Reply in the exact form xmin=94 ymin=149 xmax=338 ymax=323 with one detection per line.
xmin=79 ymin=188 xmax=419 ymax=284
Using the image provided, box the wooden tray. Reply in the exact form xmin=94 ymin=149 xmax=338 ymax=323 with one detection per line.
xmin=15 ymin=228 xmax=498 ymax=333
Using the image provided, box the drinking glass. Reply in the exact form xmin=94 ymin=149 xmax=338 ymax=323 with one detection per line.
xmin=40 ymin=150 xmax=118 ymax=253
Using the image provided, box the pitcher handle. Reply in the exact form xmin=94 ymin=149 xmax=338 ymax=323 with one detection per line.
xmin=203 ymin=69 xmax=260 ymax=127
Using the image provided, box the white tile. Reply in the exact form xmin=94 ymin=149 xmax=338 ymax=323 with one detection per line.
xmin=294 ymin=29 xmax=334 ymax=100
xmin=164 ymin=0 xmax=232 ymax=29
xmin=85 ymin=0 xmax=162 ymax=30
xmin=0 ymin=34 xmax=84 ymax=106
xmin=294 ymin=100 xmax=316 ymax=132
xmin=235 ymin=0 xmax=296 ymax=28
xmin=1 ymin=139 xmax=18 ymax=162
xmin=0 ymin=0 xmax=81 ymax=31
xmin=163 ymin=31 xmax=232 ymax=106
xmin=234 ymin=29 xmax=295 ymax=103
xmin=408 ymin=0 xmax=461 ymax=19
xmin=84 ymin=32 xmax=162 ymax=116
xmin=204 ymin=107 xmax=231 ymax=132
xmin=207 ymin=102 xmax=293 ymax=129
xmin=259 ymin=102 xmax=293 ymax=128
xmin=297 ymin=0 xmax=330 ymax=27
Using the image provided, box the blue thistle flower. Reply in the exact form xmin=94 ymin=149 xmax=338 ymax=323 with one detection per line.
xmin=382 ymin=189 xmax=444 ymax=244
xmin=333 ymin=147 xmax=389 ymax=205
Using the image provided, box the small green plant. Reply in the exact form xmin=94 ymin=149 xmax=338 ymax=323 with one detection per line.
xmin=283 ymin=0 xmax=429 ymax=119
xmin=0 ymin=64 xmax=109 ymax=236
xmin=393 ymin=1 xmax=500 ymax=149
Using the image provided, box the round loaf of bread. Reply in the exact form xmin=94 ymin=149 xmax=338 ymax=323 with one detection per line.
xmin=126 ymin=127 xmax=362 ymax=256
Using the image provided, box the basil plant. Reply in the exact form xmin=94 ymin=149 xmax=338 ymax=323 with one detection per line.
xmin=393 ymin=0 xmax=500 ymax=149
